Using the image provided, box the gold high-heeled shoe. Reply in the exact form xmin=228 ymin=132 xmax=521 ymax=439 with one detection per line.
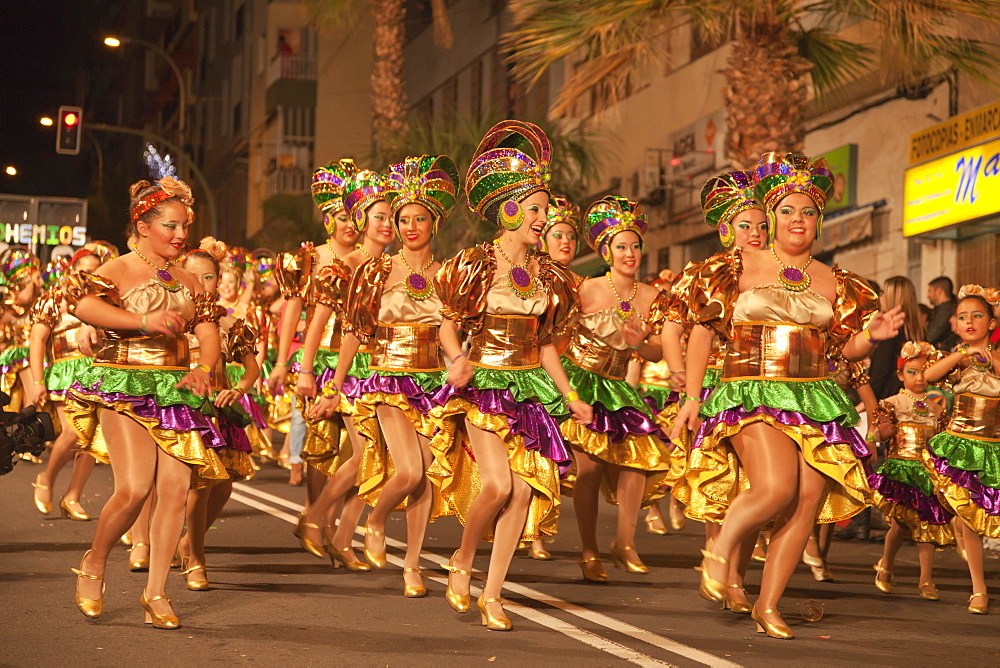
xmin=59 ymin=497 xmax=90 ymax=521
xmin=327 ymin=544 xmax=372 ymax=572
xmin=610 ymin=542 xmax=649 ymax=574
xmin=403 ymin=567 xmax=427 ymax=598
xmin=363 ymin=523 xmax=387 ymax=569
xmin=578 ymin=556 xmax=608 ymax=583
xmin=180 ymin=559 xmax=209 ymax=591
xmin=70 ymin=550 xmax=104 ymax=618
xmin=722 ymin=584 xmax=752 ymax=615
xmin=140 ymin=592 xmax=180 ymax=629
xmin=477 ymin=596 xmax=512 ymax=631
xmin=129 ymin=543 xmax=150 ymax=572
xmin=751 ymin=606 xmax=794 ymax=639
xmin=668 ymin=500 xmax=687 ymax=531
xmin=120 ymin=532 xmax=133 ymax=547
xmin=802 ymin=547 xmax=832 ymax=582
xmin=918 ymin=582 xmax=939 ymax=601
xmin=644 ymin=514 xmax=668 ymax=535
xmin=873 ymin=560 xmax=893 ymax=594
xmin=441 ymin=550 xmax=471 ymax=613
xmin=698 ymin=549 xmax=727 ymax=602
xmin=968 ymin=592 xmax=989 ymax=615
xmin=31 ymin=474 xmax=51 ymax=514
xmin=171 ymin=547 xmax=183 ymax=569
xmin=295 ymin=516 xmax=325 ymax=559
xmin=528 ymin=540 xmax=553 ymax=560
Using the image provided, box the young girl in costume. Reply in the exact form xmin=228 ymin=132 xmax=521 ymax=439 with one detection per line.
xmin=428 ymin=120 xmax=591 ymax=631
xmin=922 ymin=286 xmax=1000 ymax=615
xmin=869 ymin=341 xmax=952 ymax=600
xmin=559 ymin=196 xmax=672 ymax=582
xmin=331 ymin=154 xmax=458 ymax=596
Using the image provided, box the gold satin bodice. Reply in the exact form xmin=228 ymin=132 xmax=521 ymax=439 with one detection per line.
xmin=466 ymin=275 xmax=547 ymax=370
xmin=641 ymin=359 xmax=674 ymax=389
xmin=947 ymin=365 xmax=1000 ymax=442
xmin=119 ymin=281 xmax=197 ymax=324
xmin=51 ymin=311 xmax=85 ymax=361
xmin=884 ymin=393 xmax=941 ymax=460
xmin=485 ymin=275 xmax=547 ymax=317
xmin=733 ymin=285 xmax=834 ymax=328
xmin=953 ymin=364 xmax=1000 ymax=398
xmin=368 ymin=281 xmax=445 ymax=373
xmin=377 ymin=281 xmax=443 ymax=325
xmin=565 ymin=307 xmax=633 ymax=381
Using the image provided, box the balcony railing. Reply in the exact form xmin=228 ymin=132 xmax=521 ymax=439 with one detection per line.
xmin=267 ymin=54 xmax=316 ymax=86
xmin=264 ymin=167 xmax=311 ymax=198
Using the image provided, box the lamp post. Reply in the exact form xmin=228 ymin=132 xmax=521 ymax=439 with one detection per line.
xmin=103 ymin=36 xmax=187 ymax=158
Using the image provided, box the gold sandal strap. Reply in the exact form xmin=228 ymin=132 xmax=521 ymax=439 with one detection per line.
xmin=181 ymin=565 xmax=206 ymax=575
xmin=701 ymin=549 xmax=728 ymax=565
xmin=403 ymin=567 xmax=421 ymax=574
xmin=481 ymin=597 xmax=503 ymax=605
xmin=70 ymin=568 xmax=102 ymax=580
xmin=143 ymin=594 xmax=168 ymax=603
xmin=443 ymin=564 xmax=471 ymax=576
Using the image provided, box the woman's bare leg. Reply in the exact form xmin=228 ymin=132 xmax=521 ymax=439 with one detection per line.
xmin=961 ymin=522 xmax=988 ymax=598
xmin=571 ymin=448 xmax=606 ymax=560
xmin=142 ymin=446 xmax=194 ymax=617
xmin=613 ymin=467 xmax=647 ymax=565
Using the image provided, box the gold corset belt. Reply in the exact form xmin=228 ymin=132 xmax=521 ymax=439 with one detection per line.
xmin=723 ymin=321 xmax=828 ymax=381
xmin=96 ymin=334 xmax=190 ymax=371
xmin=565 ymin=331 xmax=632 ymax=381
xmin=889 ymin=423 xmax=936 ymax=460
xmin=369 ymin=323 xmax=444 ymax=373
xmin=468 ymin=314 xmax=540 ymax=370
xmin=947 ymin=392 xmax=1000 ymax=442
xmin=52 ymin=326 xmax=85 ymax=362
xmin=320 ymin=317 xmax=343 ymax=351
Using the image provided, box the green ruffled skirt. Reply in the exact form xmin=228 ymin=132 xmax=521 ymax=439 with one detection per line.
xmin=45 ymin=356 xmax=92 ymax=394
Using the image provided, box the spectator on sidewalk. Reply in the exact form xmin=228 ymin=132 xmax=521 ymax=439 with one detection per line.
xmin=926 ymin=276 xmax=958 ymax=350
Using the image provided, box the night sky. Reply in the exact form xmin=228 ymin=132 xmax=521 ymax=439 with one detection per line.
xmin=0 ymin=0 xmax=98 ymax=199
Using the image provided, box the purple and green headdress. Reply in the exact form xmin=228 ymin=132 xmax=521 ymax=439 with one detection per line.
xmin=584 ymin=196 xmax=647 ymax=264
xmin=753 ymin=152 xmax=834 ymax=242
xmin=538 ymin=194 xmax=581 ymax=253
xmin=700 ymin=170 xmax=762 ymax=248
xmin=385 ymin=155 xmax=459 ymax=236
xmin=343 ymin=170 xmax=390 ymax=233
xmin=312 ymin=159 xmax=359 ymax=236
xmin=466 ymin=120 xmax=552 ymax=229
xmin=42 ymin=256 xmax=71 ymax=289
xmin=256 ymin=255 xmax=276 ymax=281
xmin=0 ymin=248 xmax=40 ymax=287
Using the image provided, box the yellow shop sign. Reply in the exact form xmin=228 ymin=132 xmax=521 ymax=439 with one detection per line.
xmin=903 ymin=137 xmax=1000 ymax=237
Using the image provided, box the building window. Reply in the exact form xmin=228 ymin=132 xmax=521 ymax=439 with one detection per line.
xmin=657 ymin=247 xmax=670 ymax=274
xmin=235 ymin=3 xmax=245 ymax=41
xmin=233 ymin=101 xmax=242 ymax=135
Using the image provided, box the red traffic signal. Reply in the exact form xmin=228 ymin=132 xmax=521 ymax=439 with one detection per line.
xmin=56 ymin=105 xmax=83 ymax=155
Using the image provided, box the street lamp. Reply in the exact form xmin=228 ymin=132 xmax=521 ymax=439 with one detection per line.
xmin=103 ymin=35 xmax=187 ymax=154
xmin=40 ymin=117 xmax=54 ymax=127
xmin=5 ymin=166 xmax=17 ymax=176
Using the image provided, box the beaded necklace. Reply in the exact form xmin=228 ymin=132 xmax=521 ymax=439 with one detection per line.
xmin=397 ymin=250 xmax=435 ymax=300
xmin=770 ymin=246 xmax=813 ymax=292
xmin=901 ymin=388 xmax=929 ymax=416
xmin=493 ymin=241 xmax=537 ymax=299
xmin=606 ymin=273 xmax=638 ymax=321
xmin=132 ymin=245 xmax=181 ymax=292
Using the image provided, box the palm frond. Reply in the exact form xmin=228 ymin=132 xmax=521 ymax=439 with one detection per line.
xmin=302 ymin=0 xmax=364 ymax=31
xmin=795 ymin=28 xmax=872 ymax=92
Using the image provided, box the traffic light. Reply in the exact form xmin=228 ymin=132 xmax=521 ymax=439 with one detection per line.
xmin=56 ymin=106 xmax=83 ymax=155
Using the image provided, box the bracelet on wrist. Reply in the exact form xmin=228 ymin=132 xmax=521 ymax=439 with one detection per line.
xmin=300 ymin=369 xmax=315 ymax=376
xmin=451 ymin=352 xmax=466 ymax=363
xmin=33 ymin=380 xmax=46 ymax=385
xmin=681 ymin=394 xmax=701 ymax=405
xmin=195 ymin=364 xmax=213 ymax=376
xmin=275 ymin=362 xmax=287 ymax=367
xmin=862 ymin=326 xmax=874 ymax=343
xmin=140 ymin=313 xmax=149 ymax=334
xmin=563 ymin=390 xmax=580 ymax=403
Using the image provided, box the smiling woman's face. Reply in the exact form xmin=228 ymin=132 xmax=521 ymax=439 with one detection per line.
xmin=773 ymin=193 xmax=818 ymax=247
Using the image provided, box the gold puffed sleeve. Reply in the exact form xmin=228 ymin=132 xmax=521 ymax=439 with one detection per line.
xmin=29 ymin=287 xmax=62 ymax=329
xmin=434 ymin=244 xmax=495 ymax=335
xmin=190 ymin=292 xmax=227 ymax=330
xmin=846 ymin=360 xmax=870 ymax=389
xmin=873 ymin=399 xmax=898 ymax=429
xmin=227 ymin=318 xmax=259 ymax=361
xmin=63 ymin=271 xmax=121 ymax=314
xmin=274 ymin=243 xmax=316 ymax=300
xmin=646 ymin=290 xmax=671 ymax=337
xmin=343 ymin=255 xmax=392 ymax=343
xmin=664 ymin=260 xmax=700 ymax=324
xmin=827 ymin=268 xmax=880 ymax=358
xmin=685 ymin=248 xmax=743 ymax=341
xmin=311 ymin=258 xmax=353 ymax=316
xmin=535 ymin=252 xmax=580 ymax=347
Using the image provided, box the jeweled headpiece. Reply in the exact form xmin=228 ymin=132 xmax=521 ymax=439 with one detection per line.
xmin=343 ymin=170 xmax=390 ymax=233
xmin=897 ymin=341 xmax=936 ymax=371
xmin=538 ymin=194 xmax=580 ymax=253
xmin=256 ymin=255 xmax=275 ymax=280
xmin=584 ymin=196 xmax=647 ymax=264
xmin=701 ymin=170 xmax=762 ymax=248
xmin=385 ymin=155 xmax=459 ymax=236
xmin=753 ymin=152 xmax=834 ymax=242
xmin=226 ymin=246 xmax=252 ymax=278
xmin=0 ymin=248 xmax=40 ymax=286
xmin=42 ymin=256 xmax=71 ymax=288
xmin=312 ymin=159 xmax=359 ymax=235
xmin=130 ymin=176 xmax=195 ymax=223
xmin=466 ymin=120 xmax=552 ymax=227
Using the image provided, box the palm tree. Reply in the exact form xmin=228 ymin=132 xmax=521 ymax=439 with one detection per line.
xmin=504 ymin=0 xmax=1000 ymax=166
xmin=305 ymin=0 xmax=454 ymax=153
xmin=367 ymin=110 xmax=608 ymax=257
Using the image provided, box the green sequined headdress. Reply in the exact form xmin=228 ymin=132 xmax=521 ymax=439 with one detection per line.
xmin=312 ymin=159 xmax=359 ymax=236
xmin=385 ymin=155 xmax=459 ymax=236
xmin=584 ymin=196 xmax=647 ymax=264
xmin=466 ymin=120 xmax=552 ymax=226
xmin=700 ymin=170 xmax=762 ymax=248
xmin=343 ymin=170 xmax=390 ymax=233
xmin=753 ymin=152 xmax=834 ymax=242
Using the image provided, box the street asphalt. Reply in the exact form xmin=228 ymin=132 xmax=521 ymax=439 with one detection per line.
xmin=1 ymin=459 xmax=997 ymax=667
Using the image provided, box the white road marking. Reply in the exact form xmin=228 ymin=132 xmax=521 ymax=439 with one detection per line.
xmin=232 ymin=482 xmax=740 ymax=668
